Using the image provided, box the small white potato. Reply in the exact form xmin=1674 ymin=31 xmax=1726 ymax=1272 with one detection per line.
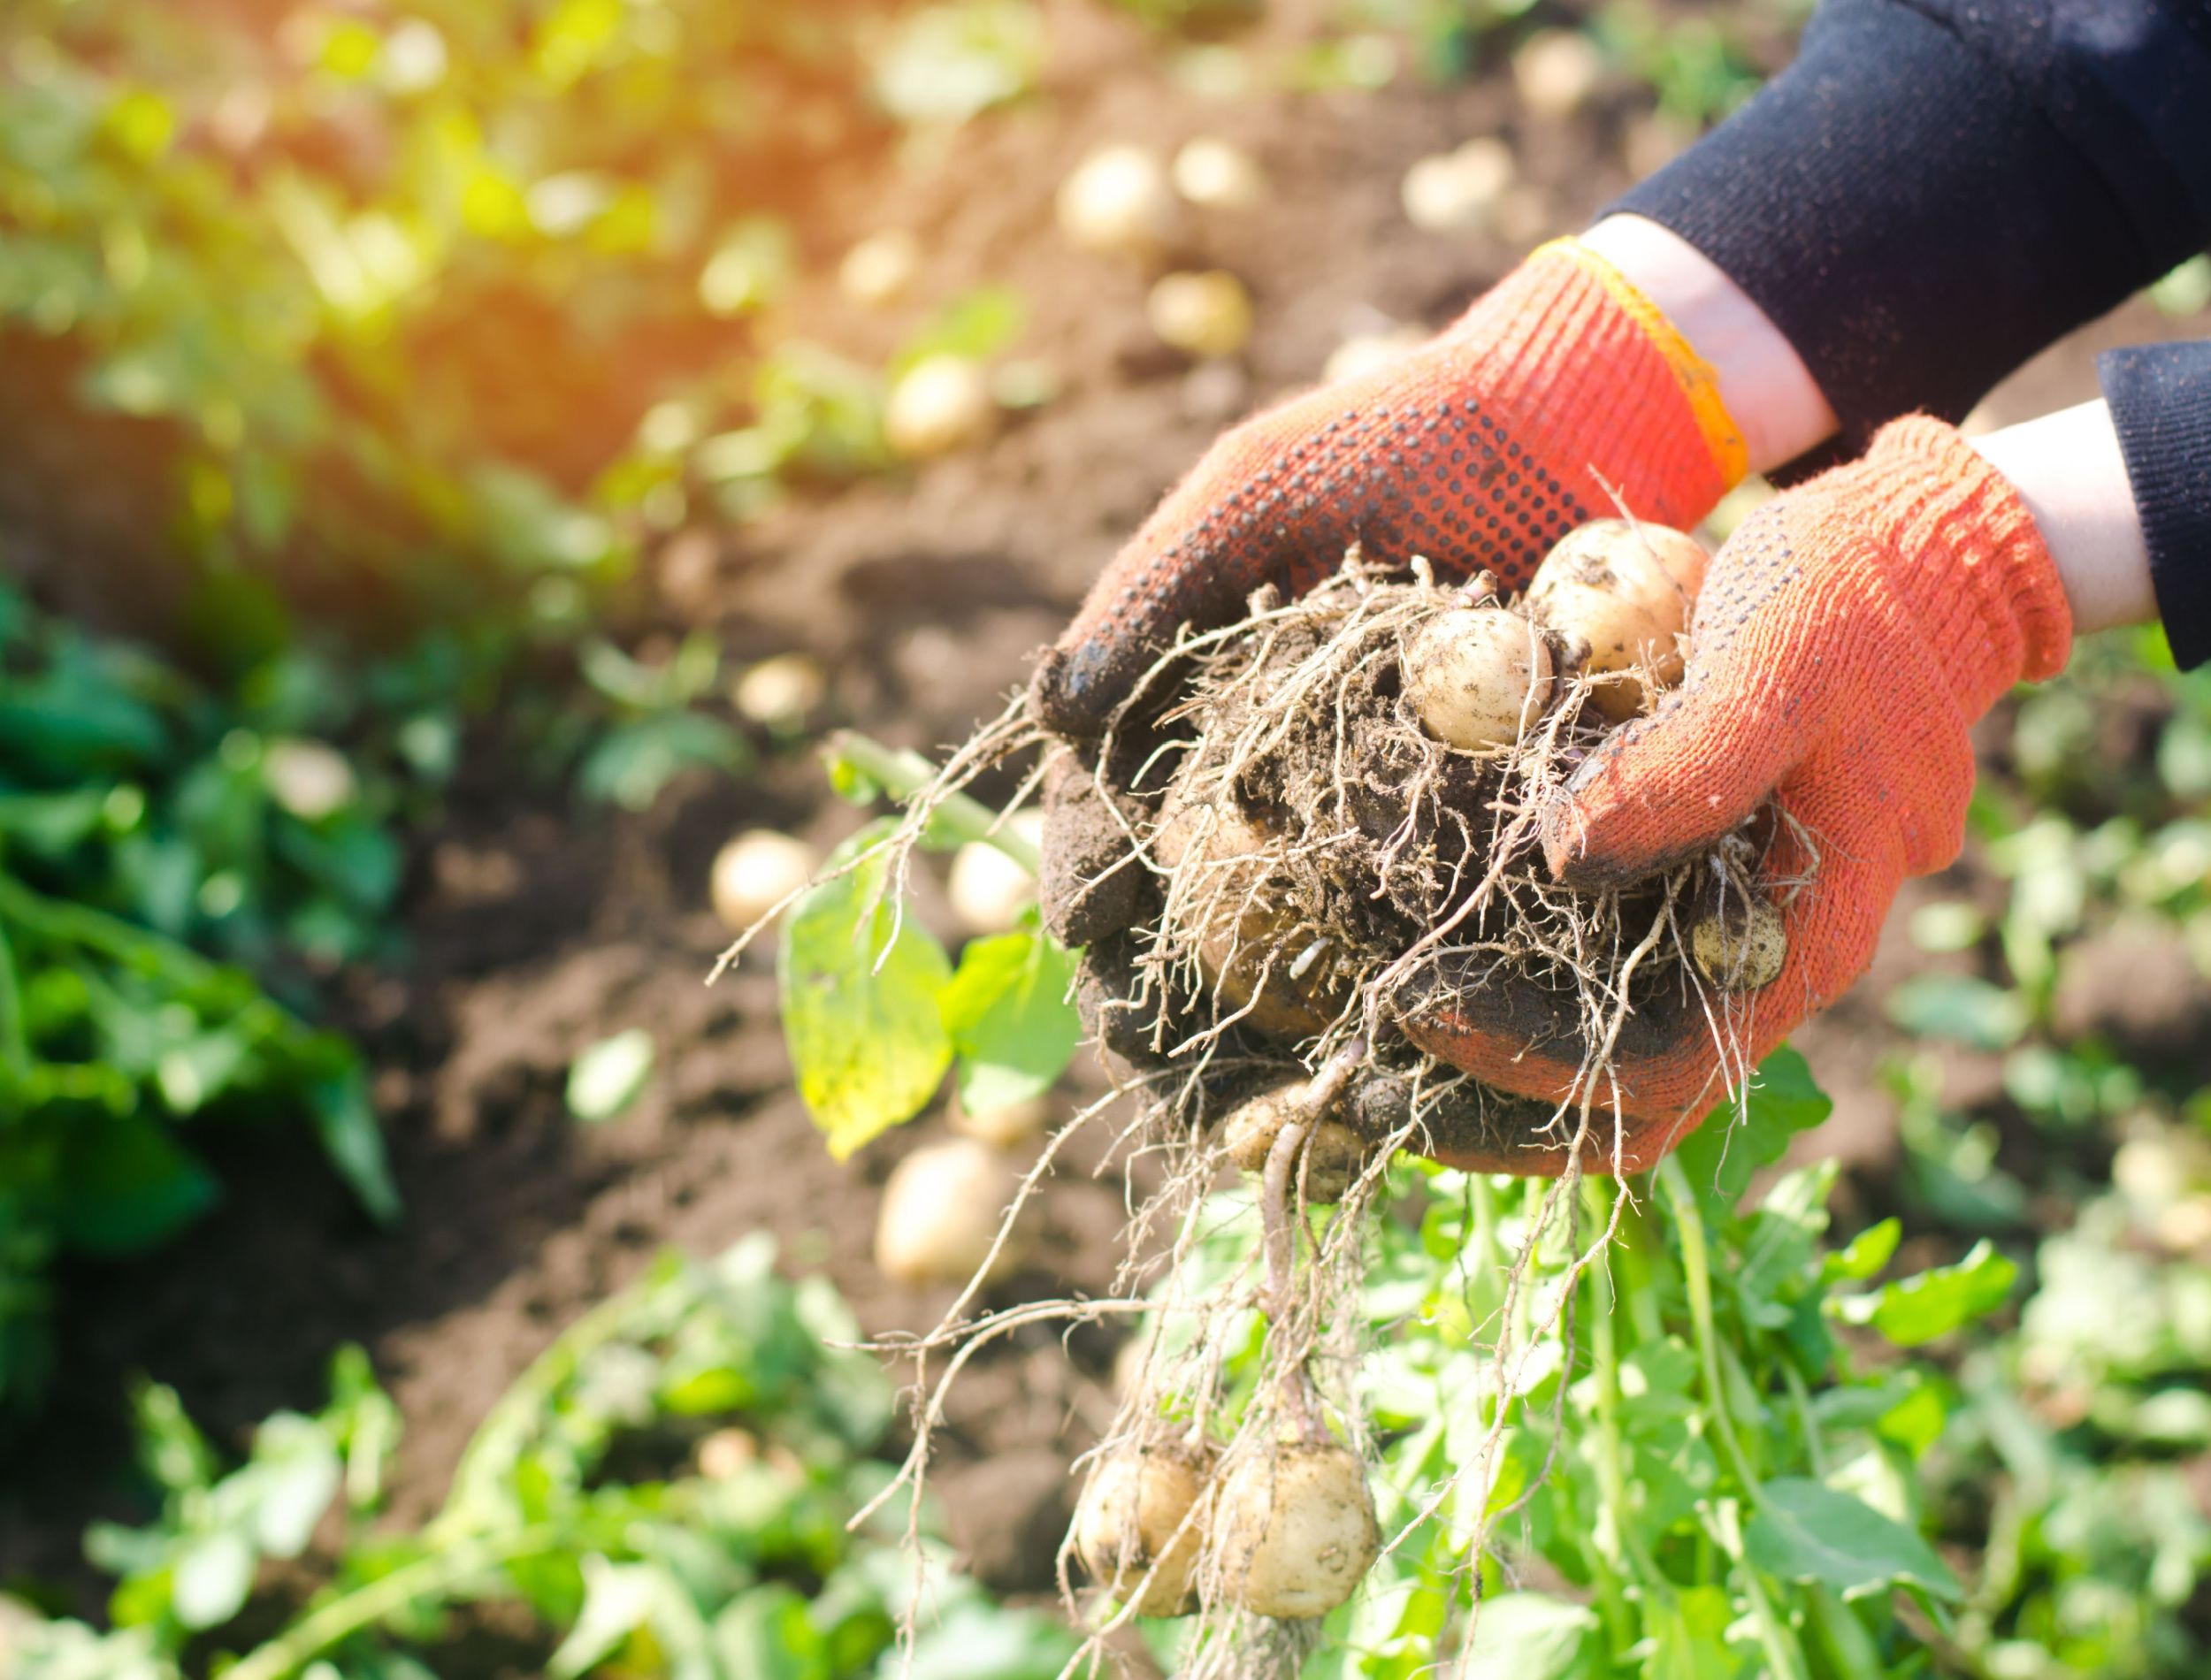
xmin=1057 ymin=144 xmax=1176 ymax=256
xmin=1147 ymin=271 xmax=1254 ymax=360
xmin=1208 ymin=1441 xmax=1381 ymax=1618
xmin=1171 ymin=136 xmax=1265 ymax=210
xmin=1526 ymin=520 xmax=1708 ymax=722
xmin=838 ymin=229 xmax=920 ymax=309
xmin=264 ymin=737 xmax=357 ymax=822
xmin=1690 ymin=897 xmax=1786 ymax=992
xmin=1402 ymin=607 xmax=1554 ymax=751
xmin=946 ymin=810 xmax=1045 ymax=935
xmin=731 ymin=652 xmax=827 ymax=730
xmin=1399 ymin=137 xmax=1515 ymax=233
xmin=710 ymin=829 xmax=818 ymax=934
xmin=884 ymin=355 xmax=996 ymax=459
xmin=1513 ymin=28 xmax=1603 ymax=118
xmin=1074 ymin=1443 xmax=1215 ymax=1615
xmin=874 ymin=1138 xmax=1021 ymax=1286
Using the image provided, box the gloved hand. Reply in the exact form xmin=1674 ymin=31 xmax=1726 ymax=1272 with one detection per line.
xmin=1405 ymin=416 xmax=2075 ymax=1172
xmin=1029 ymin=238 xmax=1749 ymax=742
xmin=1036 ymin=238 xmax=1750 ymax=966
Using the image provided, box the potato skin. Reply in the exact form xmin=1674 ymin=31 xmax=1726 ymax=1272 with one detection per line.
xmin=1401 ymin=607 xmax=1554 ymax=751
xmin=1221 ymin=1082 xmax=1366 ymax=1201
xmin=1526 ymin=519 xmax=1707 ymax=722
xmin=1208 ymin=1441 xmax=1381 ymax=1618
xmin=1151 ymin=791 xmax=1341 ymax=1039
xmin=1690 ymin=897 xmax=1786 ymax=991
xmin=873 ymin=1140 xmax=1020 ymax=1285
xmin=1074 ymin=1444 xmax=1215 ymax=1616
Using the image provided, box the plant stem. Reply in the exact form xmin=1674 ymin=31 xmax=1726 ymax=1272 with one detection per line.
xmin=1657 ymin=1156 xmax=1760 ymax=1498
xmin=1737 ymin=1557 xmax=1814 ymax=1680
xmin=1582 ymin=1182 xmax=1661 ymax=1645
xmin=827 ymin=730 xmax=1041 ymax=874
xmin=222 ymin=1524 xmax=557 ymax=1680
xmin=433 ymin=1274 xmax=660 ymax=1535
xmin=0 ymin=919 xmax=28 ymax=1080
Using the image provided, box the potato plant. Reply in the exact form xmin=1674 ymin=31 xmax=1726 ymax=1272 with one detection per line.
xmin=762 ymin=720 xmax=2031 ymax=1676
xmin=0 ymin=581 xmax=402 ymax=1413
xmin=7 ymin=1237 xmax=1080 ymax=1680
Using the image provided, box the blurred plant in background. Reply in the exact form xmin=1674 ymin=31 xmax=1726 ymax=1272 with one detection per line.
xmin=8 ymin=1239 xmax=1082 ymax=1680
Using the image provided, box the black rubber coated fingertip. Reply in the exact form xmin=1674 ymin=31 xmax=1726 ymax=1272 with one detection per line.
xmin=1029 ymin=642 xmax=1119 ymax=740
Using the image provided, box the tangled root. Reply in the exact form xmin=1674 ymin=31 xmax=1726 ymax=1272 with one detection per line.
xmin=810 ymin=546 xmax=1807 ymax=1676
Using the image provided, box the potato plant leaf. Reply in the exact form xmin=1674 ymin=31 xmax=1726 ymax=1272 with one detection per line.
xmin=937 ymin=926 xmax=1078 ymax=1115
xmin=1461 ymin=1593 xmax=1599 ymax=1678
xmin=54 ymin=1109 xmax=221 ymax=1256
xmin=1831 ymin=1238 xmax=2018 ymax=1347
xmin=1674 ymin=1046 xmax=1832 ymax=1218
xmin=779 ymin=820 xmax=952 ymax=1157
xmin=1743 ymin=1478 xmax=1960 ymax=1601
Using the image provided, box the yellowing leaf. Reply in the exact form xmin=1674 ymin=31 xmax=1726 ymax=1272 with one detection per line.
xmin=779 ymin=821 xmax=952 ymax=1157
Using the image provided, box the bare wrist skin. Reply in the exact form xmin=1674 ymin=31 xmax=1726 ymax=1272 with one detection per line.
xmin=1582 ymin=213 xmax=1839 ymax=475
xmin=1970 ymin=400 xmax=2156 ymax=638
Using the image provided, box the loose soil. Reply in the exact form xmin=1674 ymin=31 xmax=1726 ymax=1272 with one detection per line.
xmin=4 ymin=0 xmax=2207 ymax=1645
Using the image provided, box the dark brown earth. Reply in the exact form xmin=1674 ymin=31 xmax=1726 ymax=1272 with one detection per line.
xmin=4 ymin=0 xmax=2207 ymax=1634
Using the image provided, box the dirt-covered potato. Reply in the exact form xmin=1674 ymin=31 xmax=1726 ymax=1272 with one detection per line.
xmin=1221 ymin=1080 xmax=1367 ymax=1202
xmin=1151 ymin=790 xmax=1344 ymax=1040
xmin=1401 ymin=605 xmax=1554 ymax=751
xmin=1526 ymin=519 xmax=1707 ymax=722
xmin=1073 ymin=1442 xmax=1216 ymax=1615
xmin=1208 ymin=1440 xmax=1381 ymax=1618
xmin=1690 ymin=895 xmax=1786 ymax=991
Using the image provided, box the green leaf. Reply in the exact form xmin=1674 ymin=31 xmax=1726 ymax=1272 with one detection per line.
xmin=1823 ymin=1217 xmax=1901 ymax=1284
xmin=579 ymin=713 xmax=747 ymax=811
xmin=903 ymin=1600 xmax=1081 ymax=1680
xmin=54 ymin=1110 xmax=220 ymax=1256
xmin=778 ymin=821 xmax=952 ymax=1157
xmin=1673 ymin=1046 xmax=1832 ymax=1215
xmin=1743 ymin=1478 xmax=1960 ymax=1601
xmin=937 ymin=928 xmax=1078 ymax=1114
xmin=308 ymin=1071 xmax=402 ymax=1226
xmin=892 ymin=286 xmax=1028 ymax=378
xmin=1885 ymin=974 xmax=2028 ymax=1050
xmin=1832 ymin=1238 xmax=2017 ymax=1347
xmin=171 ymin=1528 xmax=255 ymax=1630
xmin=1460 ymin=1593 xmax=1598 ymax=1679
xmin=712 ymin=1585 xmax=828 ymax=1680
xmin=1646 ymin=1585 xmax=1743 ymax=1680
xmin=567 ymin=1029 xmax=655 ymax=1124
xmin=549 ymin=1557 xmax=661 ymax=1680
xmin=241 ymin=1413 xmax=342 ymax=1556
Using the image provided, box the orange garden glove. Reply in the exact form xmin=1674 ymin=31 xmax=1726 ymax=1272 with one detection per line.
xmin=1029 ymin=238 xmax=1748 ymax=742
xmin=1037 ymin=239 xmax=1749 ymax=968
xmin=1404 ymin=417 xmax=2075 ymax=1172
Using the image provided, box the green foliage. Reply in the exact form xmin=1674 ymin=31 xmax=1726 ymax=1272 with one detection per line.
xmin=0 ymin=580 xmax=400 ymax=1413
xmin=0 ymin=0 xmax=1039 ymax=620
xmin=14 ymin=1238 xmax=1080 ymax=1680
xmin=777 ymin=737 xmax=1074 ymax=1156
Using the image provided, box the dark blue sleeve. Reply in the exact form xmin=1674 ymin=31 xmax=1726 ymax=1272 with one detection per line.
xmin=2101 ymin=341 xmax=2211 ymax=670
xmin=1610 ymin=0 xmax=2211 ymax=463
